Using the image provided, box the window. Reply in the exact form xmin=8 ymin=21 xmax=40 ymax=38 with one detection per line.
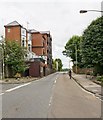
xmin=8 ymin=28 xmax=10 ymax=33
xmin=22 ymin=37 xmax=27 ymax=47
xmin=28 ymin=44 xmax=31 ymax=51
xmin=22 ymin=40 xmax=24 ymax=47
xmin=22 ymin=30 xmax=25 ymax=34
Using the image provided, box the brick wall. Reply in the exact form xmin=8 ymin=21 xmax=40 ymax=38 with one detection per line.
xmin=73 ymin=66 xmax=93 ymax=74
xmin=5 ymin=26 xmax=21 ymax=44
xmin=32 ymin=33 xmax=44 ymax=56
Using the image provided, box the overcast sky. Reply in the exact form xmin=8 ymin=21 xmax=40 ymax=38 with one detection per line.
xmin=0 ymin=0 xmax=102 ymax=68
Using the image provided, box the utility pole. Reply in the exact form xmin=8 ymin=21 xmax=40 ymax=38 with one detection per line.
xmin=0 ymin=47 xmax=2 ymax=79
xmin=56 ymin=61 xmax=58 ymax=71
xmin=75 ymin=45 xmax=77 ymax=74
xmin=69 ymin=58 xmax=71 ymax=69
xmin=27 ymin=21 xmax=29 ymax=30
xmin=69 ymin=59 xmax=70 ymax=69
xmin=0 ymin=45 xmax=4 ymax=79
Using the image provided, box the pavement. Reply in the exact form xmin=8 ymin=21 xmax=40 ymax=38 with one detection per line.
xmin=72 ymin=73 xmax=103 ymax=100
xmin=0 ymin=77 xmax=38 ymax=84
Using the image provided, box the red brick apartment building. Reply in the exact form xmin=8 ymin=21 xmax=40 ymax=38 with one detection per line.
xmin=29 ymin=29 xmax=53 ymax=75
xmin=4 ymin=21 xmax=52 ymax=77
xmin=40 ymin=31 xmax=52 ymax=73
xmin=29 ymin=29 xmax=44 ymax=56
xmin=4 ymin=21 xmax=27 ymax=48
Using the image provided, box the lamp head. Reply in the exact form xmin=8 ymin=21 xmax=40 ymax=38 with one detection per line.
xmin=80 ymin=10 xmax=87 ymax=13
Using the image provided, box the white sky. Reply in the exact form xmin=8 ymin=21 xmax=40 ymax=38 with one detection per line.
xmin=0 ymin=0 xmax=102 ymax=68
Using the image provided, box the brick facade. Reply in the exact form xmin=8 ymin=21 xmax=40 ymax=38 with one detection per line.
xmin=31 ymin=32 xmax=44 ymax=56
xmin=5 ymin=22 xmax=27 ymax=48
xmin=5 ymin=26 xmax=21 ymax=44
xmin=41 ymin=31 xmax=52 ymax=70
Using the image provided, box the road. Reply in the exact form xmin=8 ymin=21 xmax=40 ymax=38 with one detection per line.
xmin=48 ymin=73 xmax=101 ymax=118
xmin=0 ymin=72 xmax=102 ymax=118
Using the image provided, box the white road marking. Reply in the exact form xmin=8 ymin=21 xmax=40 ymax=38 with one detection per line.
xmin=54 ymin=80 xmax=57 ymax=84
xmin=84 ymin=85 xmax=100 ymax=88
xmin=71 ymin=76 xmax=96 ymax=97
xmin=6 ymin=82 xmax=31 ymax=92
xmin=80 ymin=86 xmax=95 ymax=97
xmin=72 ymin=77 xmax=103 ymax=101
xmin=49 ymin=78 xmax=57 ymax=106
xmin=49 ymin=96 xmax=52 ymax=106
xmin=0 ymin=93 xmax=4 ymax=96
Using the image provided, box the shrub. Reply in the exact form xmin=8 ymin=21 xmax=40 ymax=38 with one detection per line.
xmin=14 ymin=73 xmax=21 ymax=79
xmin=96 ymin=76 xmax=103 ymax=82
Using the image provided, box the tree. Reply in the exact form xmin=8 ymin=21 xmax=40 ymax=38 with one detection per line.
xmin=52 ymin=59 xmax=57 ymax=71
xmin=82 ymin=16 xmax=103 ymax=75
xmin=4 ymin=41 xmax=27 ymax=76
xmin=62 ymin=35 xmax=83 ymax=67
xmin=0 ymin=45 xmax=3 ymax=60
xmin=52 ymin=59 xmax=63 ymax=71
xmin=55 ymin=58 xmax=63 ymax=71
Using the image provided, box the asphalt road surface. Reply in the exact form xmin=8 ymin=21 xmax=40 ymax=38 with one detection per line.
xmin=48 ymin=73 xmax=101 ymax=118
xmin=1 ymin=72 xmax=102 ymax=118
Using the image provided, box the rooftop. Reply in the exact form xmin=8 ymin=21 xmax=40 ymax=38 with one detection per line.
xmin=28 ymin=29 xmax=40 ymax=33
xmin=40 ymin=31 xmax=50 ymax=35
xmin=4 ymin=21 xmax=22 ymax=27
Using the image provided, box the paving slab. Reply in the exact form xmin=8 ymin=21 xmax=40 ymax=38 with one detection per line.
xmin=72 ymin=73 xmax=103 ymax=99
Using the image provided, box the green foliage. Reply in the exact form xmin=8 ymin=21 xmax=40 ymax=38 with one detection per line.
xmin=96 ymin=76 xmax=103 ymax=83
xmin=55 ymin=58 xmax=63 ymax=71
xmin=62 ymin=35 xmax=83 ymax=67
xmin=4 ymin=41 xmax=27 ymax=76
xmin=0 ymin=45 xmax=3 ymax=60
xmin=14 ymin=73 xmax=21 ymax=78
xmin=82 ymin=16 xmax=103 ymax=75
xmin=52 ymin=58 xmax=63 ymax=71
xmin=52 ymin=59 xmax=57 ymax=71
xmin=62 ymin=68 xmax=69 ymax=71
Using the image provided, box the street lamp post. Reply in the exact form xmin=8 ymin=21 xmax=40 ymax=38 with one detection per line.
xmin=0 ymin=36 xmax=5 ymax=79
xmin=0 ymin=47 xmax=4 ymax=79
xmin=69 ymin=59 xmax=70 ymax=69
xmin=56 ymin=61 xmax=58 ymax=71
xmin=80 ymin=10 xmax=103 ymax=13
